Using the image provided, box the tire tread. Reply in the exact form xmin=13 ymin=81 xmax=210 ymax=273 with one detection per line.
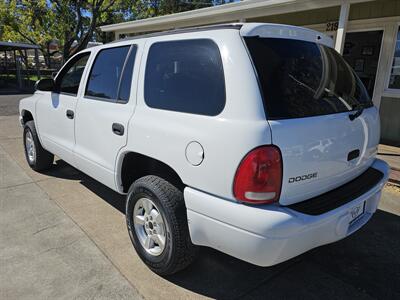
xmin=24 ymin=120 xmax=53 ymax=171
xmin=127 ymin=175 xmax=197 ymax=275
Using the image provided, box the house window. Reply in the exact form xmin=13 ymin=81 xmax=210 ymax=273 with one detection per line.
xmin=388 ymin=26 xmax=400 ymax=89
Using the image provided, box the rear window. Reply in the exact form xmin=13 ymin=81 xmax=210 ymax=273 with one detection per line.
xmin=245 ymin=37 xmax=373 ymax=120
xmin=144 ymin=39 xmax=225 ymax=116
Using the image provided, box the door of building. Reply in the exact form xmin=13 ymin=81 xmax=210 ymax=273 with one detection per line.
xmin=343 ymin=30 xmax=383 ymax=99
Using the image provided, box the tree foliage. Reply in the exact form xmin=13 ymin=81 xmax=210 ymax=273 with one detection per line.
xmin=1 ymin=0 xmax=130 ymax=64
xmin=132 ymin=0 xmax=214 ymax=20
xmin=0 ymin=0 xmax=233 ymax=67
xmin=0 ymin=0 xmax=61 ymax=66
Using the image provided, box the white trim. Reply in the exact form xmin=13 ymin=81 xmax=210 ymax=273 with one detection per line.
xmin=306 ymin=16 xmax=400 ymax=31
xmin=383 ymin=22 xmax=400 ymax=97
xmin=334 ymin=1 xmax=350 ymax=54
xmin=382 ymin=90 xmax=400 ymax=98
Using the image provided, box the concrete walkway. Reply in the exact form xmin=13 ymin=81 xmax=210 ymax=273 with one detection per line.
xmin=378 ymin=144 xmax=400 ymax=171
xmin=0 ymin=139 xmax=142 ymax=298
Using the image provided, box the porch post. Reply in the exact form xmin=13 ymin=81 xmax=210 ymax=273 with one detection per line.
xmin=34 ymin=49 xmax=40 ymax=79
xmin=4 ymin=51 xmax=8 ymax=79
xmin=114 ymin=31 xmax=120 ymax=41
xmin=14 ymin=50 xmax=23 ymax=89
xmin=334 ymin=1 xmax=350 ymax=54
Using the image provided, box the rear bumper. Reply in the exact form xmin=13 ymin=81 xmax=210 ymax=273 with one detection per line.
xmin=184 ymin=159 xmax=389 ymax=267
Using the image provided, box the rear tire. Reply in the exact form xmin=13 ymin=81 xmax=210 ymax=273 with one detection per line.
xmin=126 ymin=175 xmax=198 ymax=275
xmin=23 ymin=120 xmax=54 ymax=171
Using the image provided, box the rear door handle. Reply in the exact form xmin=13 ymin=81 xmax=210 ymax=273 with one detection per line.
xmin=112 ymin=123 xmax=124 ymax=136
xmin=66 ymin=110 xmax=74 ymax=119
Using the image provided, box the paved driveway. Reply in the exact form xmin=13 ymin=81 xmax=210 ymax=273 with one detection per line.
xmin=0 ymin=117 xmax=141 ymax=299
xmin=1 ymin=113 xmax=399 ymax=299
xmin=0 ymin=94 xmax=32 ymax=116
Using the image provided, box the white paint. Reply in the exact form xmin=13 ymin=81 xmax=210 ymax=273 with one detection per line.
xmin=19 ymin=23 xmax=388 ymax=268
xmin=241 ymin=23 xmax=333 ymax=47
xmin=334 ymin=1 xmax=350 ymax=54
xmin=185 ymin=159 xmax=389 ymax=267
xmin=185 ymin=141 xmax=204 ymax=166
xmin=270 ymin=107 xmax=380 ymax=205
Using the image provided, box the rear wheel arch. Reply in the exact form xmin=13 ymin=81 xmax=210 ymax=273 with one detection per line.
xmin=118 ymin=152 xmax=185 ymax=193
xmin=21 ymin=110 xmax=34 ymax=125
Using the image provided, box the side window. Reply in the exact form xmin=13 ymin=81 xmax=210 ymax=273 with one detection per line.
xmin=118 ymin=47 xmax=137 ymax=103
xmin=58 ymin=53 xmax=90 ymax=95
xmin=85 ymin=46 xmax=135 ymax=102
xmin=144 ymin=39 xmax=226 ymax=116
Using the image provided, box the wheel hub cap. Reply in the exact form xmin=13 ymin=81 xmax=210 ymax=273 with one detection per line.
xmin=133 ymin=198 xmax=166 ymax=256
xmin=25 ymin=131 xmax=36 ymax=163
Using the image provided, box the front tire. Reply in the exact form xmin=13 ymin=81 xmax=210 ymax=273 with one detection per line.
xmin=126 ymin=175 xmax=197 ymax=275
xmin=23 ymin=120 xmax=54 ymax=171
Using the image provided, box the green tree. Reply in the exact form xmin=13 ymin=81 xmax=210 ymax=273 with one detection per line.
xmin=0 ymin=0 xmax=233 ymax=67
xmin=0 ymin=0 xmax=131 ymax=65
xmin=132 ymin=0 xmax=216 ymax=20
xmin=54 ymin=0 xmax=132 ymax=61
xmin=1 ymin=0 xmax=61 ymax=67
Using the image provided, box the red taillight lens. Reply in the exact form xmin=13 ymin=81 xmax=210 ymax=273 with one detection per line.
xmin=233 ymin=146 xmax=282 ymax=204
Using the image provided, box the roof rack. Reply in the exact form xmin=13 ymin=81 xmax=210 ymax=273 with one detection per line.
xmin=109 ymin=23 xmax=243 ymax=44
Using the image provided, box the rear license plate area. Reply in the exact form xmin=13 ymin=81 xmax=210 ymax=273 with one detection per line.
xmin=349 ymin=201 xmax=366 ymax=224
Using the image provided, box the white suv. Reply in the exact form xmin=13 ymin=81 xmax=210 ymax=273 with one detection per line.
xmin=19 ymin=23 xmax=389 ymax=275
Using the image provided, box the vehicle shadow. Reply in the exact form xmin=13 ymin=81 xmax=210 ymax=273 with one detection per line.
xmin=42 ymin=159 xmax=126 ymax=213
xmin=44 ymin=159 xmax=400 ymax=299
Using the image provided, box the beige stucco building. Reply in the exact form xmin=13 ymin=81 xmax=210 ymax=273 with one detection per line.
xmin=101 ymin=0 xmax=400 ymax=146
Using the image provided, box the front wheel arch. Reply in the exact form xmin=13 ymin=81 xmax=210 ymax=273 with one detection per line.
xmin=21 ymin=109 xmax=34 ymax=125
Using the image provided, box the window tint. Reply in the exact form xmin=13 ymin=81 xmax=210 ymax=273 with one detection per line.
xmin=245 ymin=37 xmax=372 ymax=119
xmin=118 ymin=47 xmax=137 ymax=102
xmin=144 ymin=39 xmax=225 ymax=116
xmin=85 ymin=46 xmax=130 ymax=101
xmin=58 ymin=54 xmax=90 ymax=95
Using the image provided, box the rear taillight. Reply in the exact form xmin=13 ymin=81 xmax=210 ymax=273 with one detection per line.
xmin=233 ymin=146 xmax=282 ymax=204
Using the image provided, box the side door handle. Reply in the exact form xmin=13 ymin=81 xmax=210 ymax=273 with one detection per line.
xmin=66 ymin=110 xmax=74 ymax=119
xmin=112 ymin=123 xmax=124 ymax=136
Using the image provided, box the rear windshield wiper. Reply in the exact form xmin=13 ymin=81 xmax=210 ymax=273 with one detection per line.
xmin=323 ymin=88 xmax=366 ymax=121
xmin=349 ymin=103 xmax=364 ymax=121
xmin=288 ymin=78 xmax=367 ymax=121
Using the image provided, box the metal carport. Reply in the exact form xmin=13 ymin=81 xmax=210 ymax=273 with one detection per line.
xmin=0 ymin=41 xmax=41 ymax=93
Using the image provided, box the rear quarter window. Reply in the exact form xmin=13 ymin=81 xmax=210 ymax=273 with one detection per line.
xmin=144 ymin=39 xmax=225 ymax=116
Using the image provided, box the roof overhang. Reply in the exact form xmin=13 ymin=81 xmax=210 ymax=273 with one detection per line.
xmin=0 ymin=41 xmax=40 ymax=51
xmin=100 ymin=0 xmax=373 ymax=34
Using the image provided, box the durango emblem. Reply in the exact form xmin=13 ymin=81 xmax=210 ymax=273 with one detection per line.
xmin=289 ymin=172 xmax=318 ymax=183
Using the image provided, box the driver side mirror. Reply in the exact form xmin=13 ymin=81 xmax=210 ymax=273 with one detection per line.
xmin=35 ymin=78 xmax=55 ymax=92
